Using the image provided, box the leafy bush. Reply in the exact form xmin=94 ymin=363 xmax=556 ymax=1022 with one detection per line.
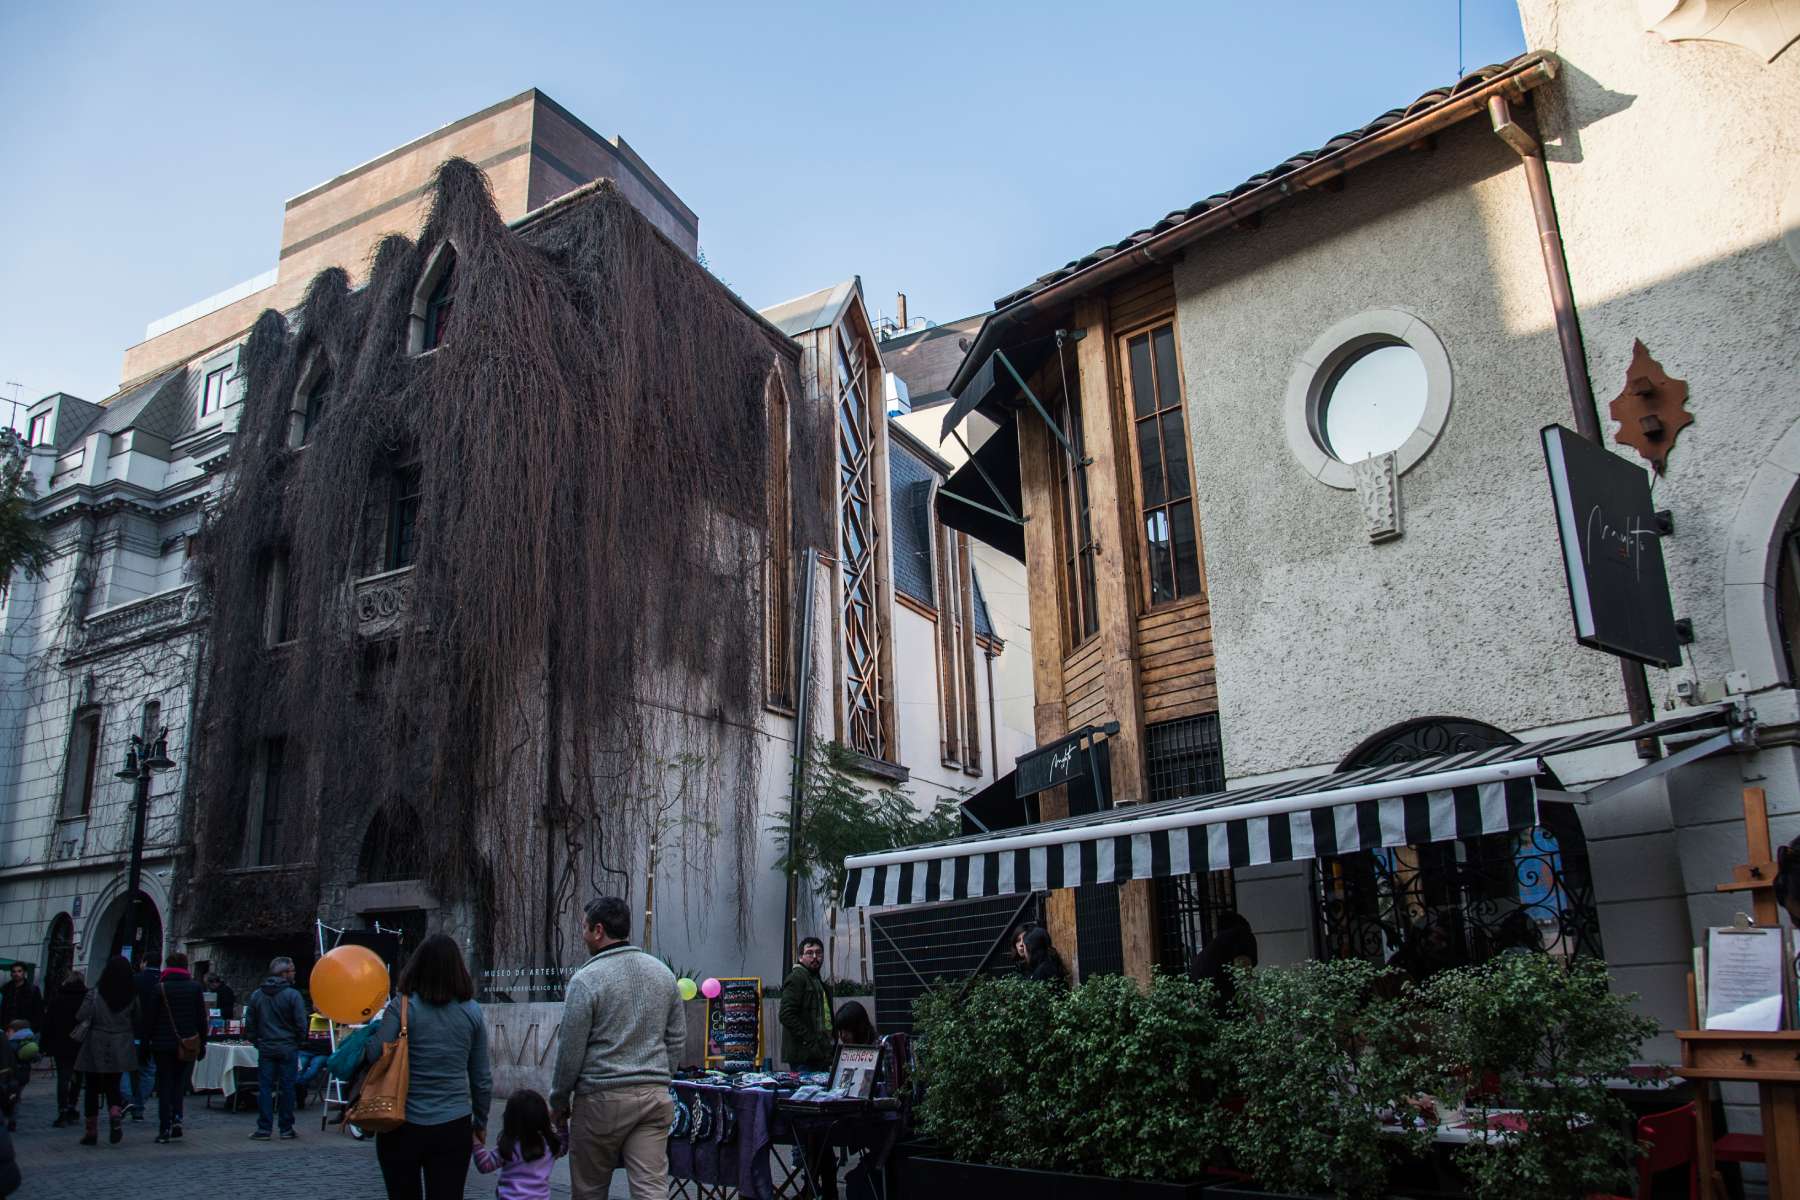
xmin=913 ymin=976 xmax=1063 ymax=1170
xmin=1213 ymin=958 xmax=1438 ymax=1200
xmin=913 ymin=973 xmax=1226 ymax=1182
xmin=1425 ymin=954 xmax=1656 ymax=1200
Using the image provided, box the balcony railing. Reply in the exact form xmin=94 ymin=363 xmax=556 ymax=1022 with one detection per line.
xmin=74 ymin=585 xmax=201 ymax=655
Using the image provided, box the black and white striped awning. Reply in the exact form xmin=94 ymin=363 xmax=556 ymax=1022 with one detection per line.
xmin=841 ymin=707 xmax=1733 ymax=909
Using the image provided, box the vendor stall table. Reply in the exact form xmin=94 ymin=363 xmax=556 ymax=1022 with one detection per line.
xmin=667 ymin=1080 xmax=795 ymax=1200
xmin=192 ymin=1041 xmax=258 ymax=1106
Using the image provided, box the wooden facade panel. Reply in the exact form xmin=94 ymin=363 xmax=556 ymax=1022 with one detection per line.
xmin=1067 ymin=687 xmax=1110 ymax=729
xmin=1061 ymin=640 xmax=1104 ymax=696
xmin=1139 ymin=650 xmax=1216 ymax=684
xmin=1107 ymin=270 xmax=1176 ymax=336
xmin=1142 ymin=681 xmax=1219 ymax=721
xmin=1138 ymin=597 xmax=1208 ymax=636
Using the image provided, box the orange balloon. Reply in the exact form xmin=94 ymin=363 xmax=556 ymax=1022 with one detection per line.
xmin=311 ymin=944 xmax=390 ymax=1024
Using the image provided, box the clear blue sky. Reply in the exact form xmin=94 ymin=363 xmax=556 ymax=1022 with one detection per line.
xmin=0 ymin=1 xmax=1525 ymax=422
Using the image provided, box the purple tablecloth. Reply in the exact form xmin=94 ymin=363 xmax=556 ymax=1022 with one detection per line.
xmin=667 ymin=1082 xmax=783 ymax=1200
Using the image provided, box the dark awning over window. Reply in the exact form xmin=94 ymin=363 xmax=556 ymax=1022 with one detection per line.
xmin=843 ymin=707 xmax=1734 ymax=909
xmin=936 ymin=417 xmax=1023 ymax=563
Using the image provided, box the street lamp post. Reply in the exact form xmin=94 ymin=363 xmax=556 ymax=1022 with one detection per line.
xmin=110 ymin=728 xmax=176 ymax=961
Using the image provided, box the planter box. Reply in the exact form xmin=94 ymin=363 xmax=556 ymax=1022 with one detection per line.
xmin=900 ymin=1155 xmax=1213 ymax=1199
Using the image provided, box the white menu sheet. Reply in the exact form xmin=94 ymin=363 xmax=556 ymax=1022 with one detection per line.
xmin=1705 ymin=926 xmax=1787 ymax=1031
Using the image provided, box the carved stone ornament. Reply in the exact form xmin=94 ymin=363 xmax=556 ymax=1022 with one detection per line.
xmin=1640 ymin=0 xmax=1800 ymax=63
xmin=1352 ymin=451 xmax=1402 ymax=544
xmin=1609 ymin=340 xmax=1693 ymax=474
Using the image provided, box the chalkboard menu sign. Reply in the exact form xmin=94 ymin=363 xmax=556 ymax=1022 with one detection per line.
xmin=704 ymin=977 xmax=763 ymax=1070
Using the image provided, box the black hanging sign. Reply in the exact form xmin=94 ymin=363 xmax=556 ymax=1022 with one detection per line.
xmin=1016 ymin=723 xmax=1117 ymax=798
xmin=1541 ymin=424 xmax=1682 ymax=669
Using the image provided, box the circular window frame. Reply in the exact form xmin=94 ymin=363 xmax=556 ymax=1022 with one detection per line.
xmin=1284 ymin=308 xmax=1453 ymax=490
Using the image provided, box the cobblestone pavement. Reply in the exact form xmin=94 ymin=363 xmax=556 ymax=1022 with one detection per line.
xmin=6 ymin=1078 xmax=627 ymax=1198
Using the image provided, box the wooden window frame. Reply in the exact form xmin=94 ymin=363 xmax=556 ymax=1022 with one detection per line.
xmin=836 ymin=325 xmax=890 ymax=762
xmin=933 ymin=529 xmax=983 ymax=776
xmin=200 ymin=366 xmax=229 ymax=418
xmin=25 ymin=413 xmax=48 ymax=447
xmin=59 ymin=707 xmax=102 ymax=821
xmin=1118 ymin=317 xmax=1205 ymax=610
xmin=765 ymin=367 xmax=795 ymax=711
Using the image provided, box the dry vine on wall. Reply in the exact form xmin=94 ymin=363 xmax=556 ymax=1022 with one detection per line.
xmin=188 ymin=160 xmax=821 ymax=977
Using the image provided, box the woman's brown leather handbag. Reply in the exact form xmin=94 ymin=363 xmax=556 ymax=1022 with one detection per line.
xmin=346 ymin=995 xmax=409 ymax=1133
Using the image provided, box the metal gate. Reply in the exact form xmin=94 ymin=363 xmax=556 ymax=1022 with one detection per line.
xmin=868 ymin=893 xmax=1043 ymax=1034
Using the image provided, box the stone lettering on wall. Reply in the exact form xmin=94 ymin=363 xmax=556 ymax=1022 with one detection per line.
xmin=485 ymin=1001 xmax=565 ymax=1097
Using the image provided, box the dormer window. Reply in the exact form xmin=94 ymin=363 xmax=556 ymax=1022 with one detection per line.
xmin=201 ymin=366 xmax=230 ymax=418
xmin=25 ymin=413 xmax=48 ymax=447
xmin=410 ymin=243 xmax=459 ymax=355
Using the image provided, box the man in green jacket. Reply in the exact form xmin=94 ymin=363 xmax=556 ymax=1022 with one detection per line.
xmin=779 ymin=937 xmax=833 ymax=1070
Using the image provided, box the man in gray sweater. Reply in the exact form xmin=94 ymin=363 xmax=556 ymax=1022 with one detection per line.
xmin=550 ymin=896 xmax=684 ymax=1200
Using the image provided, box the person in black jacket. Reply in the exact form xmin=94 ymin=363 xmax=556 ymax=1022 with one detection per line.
xmin=145 ymin=952 xmax=207 ymax=1144
xmin=1022 ymin=927 xmax=1069 ymax=986
xmin=41 ymin=972 xmax=85 ymax=1127
xmin=1189 ymin=911 xmax=1258 ymax=1010
xmin=127 ymin=952 xmax=162 ymax=1120
xmin=204 ymin=973 xmax=237 ymax=1022
xmin=0 ymin=968 xmax=41 ymax=1034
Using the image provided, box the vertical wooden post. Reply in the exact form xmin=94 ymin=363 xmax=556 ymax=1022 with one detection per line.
xmin=1072 ymin=297 xmax=1158 ymax=987
xmin=1017 ymin=412 xmax=1080 ymax=972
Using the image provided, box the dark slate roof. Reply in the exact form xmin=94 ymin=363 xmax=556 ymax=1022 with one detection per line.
xmin=972 ymin=568 xmax=994 ymax=641
xmin=878 ymin=313 xmax=987 ymax=409
xmin=77 ymin=369 xmax=187 ymax=440
xmin=889 ymin=438 xmax=937 ymax=607
xmin=992 ymin=55 xmax=1545 ymax=310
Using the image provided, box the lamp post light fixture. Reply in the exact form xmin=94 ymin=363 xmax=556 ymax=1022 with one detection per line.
xmin=110 ymin=728 xmax=176 ymax=961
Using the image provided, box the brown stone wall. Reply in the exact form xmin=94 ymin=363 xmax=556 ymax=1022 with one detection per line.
xmin=121 ymin=90 xmax=697 ymax=384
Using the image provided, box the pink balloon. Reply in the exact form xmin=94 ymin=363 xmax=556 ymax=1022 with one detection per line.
xmin=700 ymin=977 xmax=723 ymax=999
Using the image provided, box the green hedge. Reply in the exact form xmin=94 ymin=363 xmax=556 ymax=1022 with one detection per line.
xmin=911 ymin=955 xmax=1656 ymax=1199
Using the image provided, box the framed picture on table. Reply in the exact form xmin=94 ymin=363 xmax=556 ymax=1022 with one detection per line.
xmin=829 ymin=1044 xmax=880 ymax=1099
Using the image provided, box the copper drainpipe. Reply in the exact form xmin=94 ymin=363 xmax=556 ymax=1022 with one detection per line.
xmin=1490 ymin=95 xmax=1658 ymax=757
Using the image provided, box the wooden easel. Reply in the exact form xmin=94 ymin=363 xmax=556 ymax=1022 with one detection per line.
xmin=1677 ymin=787 xmax=1800 ymax=1200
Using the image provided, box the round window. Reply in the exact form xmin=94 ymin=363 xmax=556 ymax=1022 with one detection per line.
xmin=1319 ymin=341 xmax=1428 ymax=463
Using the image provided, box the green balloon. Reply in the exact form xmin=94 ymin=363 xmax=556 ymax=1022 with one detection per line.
xmin=678 ymin=977 xmax=698 ymax=1001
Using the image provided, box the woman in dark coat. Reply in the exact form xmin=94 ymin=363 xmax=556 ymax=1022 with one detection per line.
xmin=1189 ymin=911 xmax=1258 ymax=1010
xmin=73 ymin=956 xmax=139 ymax=1146
xmin=145 ymin=951 xmax=207 ymax=1143
xmin=1023 ymin=927 xmax=1070 ymax=986
xmin=40 ymin=971 xmax=86 ymax=1127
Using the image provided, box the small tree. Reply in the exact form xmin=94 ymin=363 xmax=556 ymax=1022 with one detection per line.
xmin=772 ymin=739 xmax=959 ymax=972
xmin=0 ymin=430 xmax=51 ymax=600
xmin=1425 ymin=953 xmax=1656 ymax=1200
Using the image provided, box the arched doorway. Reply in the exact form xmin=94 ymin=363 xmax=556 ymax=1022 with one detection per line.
xmin=87 ymin=890 xmax=162 ymax=977
xmin=1311 ymin=716 xmax=1602 ymax=976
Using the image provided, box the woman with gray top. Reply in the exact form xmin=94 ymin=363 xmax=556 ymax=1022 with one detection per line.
xmin=364 ymin=934 xmax=492 ymax=1200
xmin=73 ymin=956 xmax=140 ymax=1147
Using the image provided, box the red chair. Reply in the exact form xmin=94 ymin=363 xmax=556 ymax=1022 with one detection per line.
xmin=1632 ymin=1103 xmax=1700 ymax=1200
xmin=1714 ymin=1130 xmax=1765 ymax=1166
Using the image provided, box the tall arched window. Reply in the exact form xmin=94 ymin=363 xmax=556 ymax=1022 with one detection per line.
xmin=409 ymin=243 xmax=459 ymax=356
xmin=44 ymin=914 xmax=75 ymax=988
xmin=837 ymin=327 xmax=887 ymax=760
xmin=1311 ymin=717 xmax=1602 ymax=975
